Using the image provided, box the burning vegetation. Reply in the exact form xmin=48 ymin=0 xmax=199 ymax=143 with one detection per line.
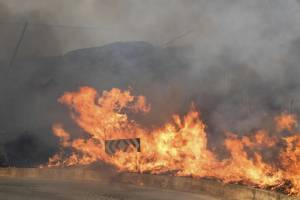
xmin=48 ymin=86 xmax=300 ymax=196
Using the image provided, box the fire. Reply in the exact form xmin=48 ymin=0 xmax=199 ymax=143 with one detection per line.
xmin=280 ymin=135 xmax=300 ymax=194
xmin=216 ymin=132 xmax=283 ymax=187
xmin=48 ymin=86 xmax=300 ymax=196
xmin=275 ymin=113 xmax=297 ymax=132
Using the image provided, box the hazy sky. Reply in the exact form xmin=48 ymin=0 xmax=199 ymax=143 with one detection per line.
xmin=0 ymin=0 xmax=209 ymax=56
xmin=1 ymin=0 xmax=300 ymax=59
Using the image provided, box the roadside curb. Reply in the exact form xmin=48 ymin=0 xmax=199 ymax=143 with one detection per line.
xmin=117 ymin=173 xmax=298 ymax=200
xmin=0 ymin=168 xmax=297 ymax=200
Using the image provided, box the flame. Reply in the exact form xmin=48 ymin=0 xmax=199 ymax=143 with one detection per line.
xmin=275 ymin=113 xmax=297 ymax=132
xmin=280 ymin=134 xmax=300 ymax=194
xmin=48 ymin=86 xmax=300 ymax=196
xmin=215 ymin=132 xmax=282 ymax=187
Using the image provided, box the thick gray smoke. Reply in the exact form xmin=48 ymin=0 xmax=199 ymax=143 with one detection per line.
xmin=0 ymin=0 xmax=300 ymax=166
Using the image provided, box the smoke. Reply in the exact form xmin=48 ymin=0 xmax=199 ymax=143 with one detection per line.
xmin=1 ymin=0 xmax=300 ymax=166
xmin=187 ymin=0 xmax=300 ymax=138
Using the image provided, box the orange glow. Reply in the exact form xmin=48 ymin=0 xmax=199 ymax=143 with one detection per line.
xmin=275 ymin=113 xmax=297 ymax=132
xmin=215 ymin=132 xmax=283 ymax=187
xmin=48 ymin=87 xmax=300 ymax=196
xmin=280 ymin=134 xmax=300 ymax=195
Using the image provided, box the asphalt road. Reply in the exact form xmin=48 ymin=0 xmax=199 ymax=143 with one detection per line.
xmin=0 ymin=177 xmax=219 ymax=200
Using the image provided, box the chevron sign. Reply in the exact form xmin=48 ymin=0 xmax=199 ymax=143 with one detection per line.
xmin=105 ymin=138 xmax=141 ymax=155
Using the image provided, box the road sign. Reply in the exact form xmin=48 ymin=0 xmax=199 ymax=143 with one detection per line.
xmin=105 ymin=138 xmax=140 ymax=155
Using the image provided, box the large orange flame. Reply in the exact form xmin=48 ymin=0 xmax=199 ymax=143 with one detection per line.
xmin=48 ymin=87 xmax=300 ymax=196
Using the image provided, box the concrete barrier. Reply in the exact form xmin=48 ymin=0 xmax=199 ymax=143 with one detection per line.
xmin=0 ymin=168 xmax=298 ymax=200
